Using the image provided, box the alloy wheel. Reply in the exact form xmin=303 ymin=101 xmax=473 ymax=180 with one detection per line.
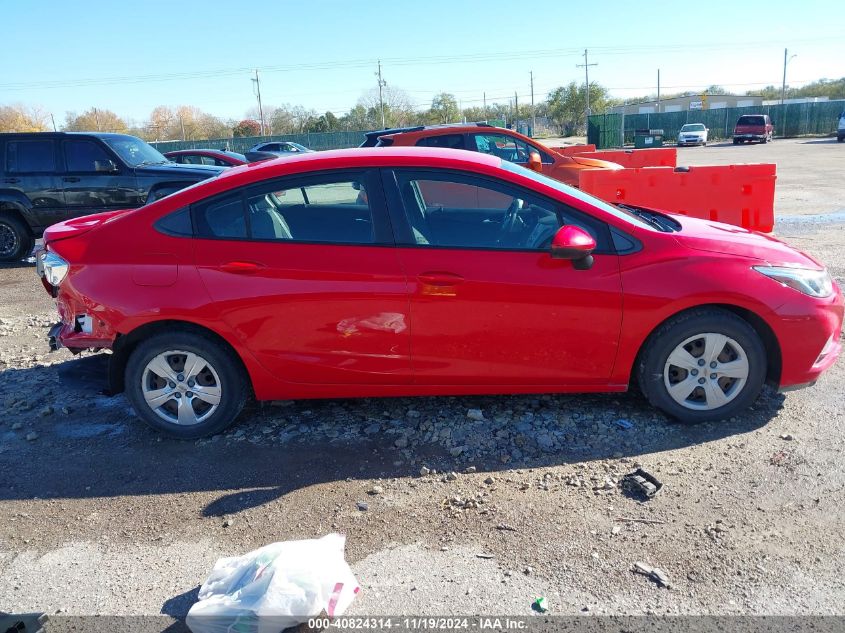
xmin=663 ymin=333 xmax=749 ymax=411
xmin=141 ymin=349 xmax=222 ymax=426
xmin=0 ymin=223 xmax=19 ymax=259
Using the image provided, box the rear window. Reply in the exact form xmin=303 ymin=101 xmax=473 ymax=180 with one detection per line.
xmin=6 ymin=140 xmax=56 ymax=173
xmin=737 ymin=116 xmax=765 ymax=126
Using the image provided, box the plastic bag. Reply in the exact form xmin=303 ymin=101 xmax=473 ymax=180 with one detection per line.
xmin=186 ymin=533 xmax=359 ymax=633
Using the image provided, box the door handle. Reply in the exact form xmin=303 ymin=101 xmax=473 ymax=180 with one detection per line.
xmin=219 ymin=261 xmax=266 ymax=274
xmin=4 ymin=178 xmax=20 ymax=184
xmin=63 ymin=177 xmax=81 ymax=183
xmin=417 ymin=271 xmax=464 ymax=287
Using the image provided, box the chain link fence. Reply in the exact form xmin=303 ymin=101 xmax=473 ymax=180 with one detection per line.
xmin=588 ymin=100 xmax=845 ymax=149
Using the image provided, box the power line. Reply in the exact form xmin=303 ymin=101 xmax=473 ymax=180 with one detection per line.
xmin=1 ymin=36 xmax=840 ymax=92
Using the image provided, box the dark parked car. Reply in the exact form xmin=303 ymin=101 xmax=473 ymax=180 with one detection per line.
xmin=164 ymin=149 xmax=248 ymax=167
xmin=244 ymin=141 xmax=313 ymax=163
xmin=733 ymin=114 xmax=774 ymax=144
xmin=0 ymin=132 xmax=223 ymax=261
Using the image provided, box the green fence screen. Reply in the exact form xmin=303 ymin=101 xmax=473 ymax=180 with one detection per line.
xmin=150 ymin=130 xmax=366 ymax=154
xmin=588 ymin=100 xmax=845 ymax=149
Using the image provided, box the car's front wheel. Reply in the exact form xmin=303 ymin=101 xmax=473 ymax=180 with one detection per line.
xmin=125 ymin=331 xmax=249 ymax=438
xmin=638 ymin=309 xmax=766 ymax=423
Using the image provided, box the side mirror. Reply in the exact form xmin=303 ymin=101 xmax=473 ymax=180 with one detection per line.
xmin=527 ymin=150 xmax=542 ymax=173
xmin=550 ymin=225 xmax=596 ymax=270
xmin=95 ymin=159 xmax=119 ymax=173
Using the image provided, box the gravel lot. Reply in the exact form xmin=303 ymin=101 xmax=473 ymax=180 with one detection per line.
xmin=1 ymin=138 xmax=844 ymax=625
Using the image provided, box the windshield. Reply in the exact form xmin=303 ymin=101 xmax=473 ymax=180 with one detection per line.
xmin=101 ymin=135 xmax=169 ymax=167
xmin=681 ymin=124 xmax=705 ymax=132
xmin=500 ymin=160 xmax=655 ymax=230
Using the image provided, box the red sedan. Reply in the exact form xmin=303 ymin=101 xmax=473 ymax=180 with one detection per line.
xmin=36 ymin=148 xmax=842 ymax=438
xmin=164 ymin=149 xmax=248 ymax=167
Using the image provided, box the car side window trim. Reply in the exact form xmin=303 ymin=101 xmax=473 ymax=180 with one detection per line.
xmin=5 ymin=139 xmax=59 ymax=174
xmin=382 ymin=167 xmax=616 ymax=255
xmin=62 ymin=138 xmax=121 ymax=174
xmin=189 ymin=168 xmax=395 ymax=247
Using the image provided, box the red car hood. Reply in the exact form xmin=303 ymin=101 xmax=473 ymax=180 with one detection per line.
xmin=670 ymin=214 xmax=823 ymax=269
xmin=43 ymin=209 xmax=134 ymax=244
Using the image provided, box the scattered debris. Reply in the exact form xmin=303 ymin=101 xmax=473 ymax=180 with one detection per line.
xmin=368 ymin=485 xmax=383 ymax=495
xmin=394 ymin=436 xmax=409 ymax=449
xmin=484 ymin=476 xmax=495 ymax=485
xmin=611 ymin=526 xmax=622 ymax=535
xmin=446 ymin=471 xmax=458 ymax=481
xmin=465 ymin=466 xmax=477 ymax=473
xmin=622 ymin=468 xmax=663 ymax=500
xmin=496 ymin=523 xmax=517 ymax=532
xmin=615 ymin=516 xmax=667 ymax=525
xmin=11 ymin=422 xmax=23 ymax=430
xmin=523 ymin=566 xmax=533 ymax=575
xmin=356 ymin=501 xmax=369 ymax=512
xmin=780 ymin=433 xmax=794 ymax=441
xmin=614 ymin=418 xmax=634 ymax=430
xmin=532 ymin=597 xmax=548 ymax=613
xmin=222 ymin=519 xmax=233 ymax=528
xmin=25 ymin=432 xmax=38 ymax=442
xmin=632 ymin=561 xmax=671 ymax=588
xmin=475 ymin=553 xmax=495 ymax=559
xmin=467 ymin=408 xmax=485 ymax=421
xmin=419 ymin=466 xmax=431 ymax=476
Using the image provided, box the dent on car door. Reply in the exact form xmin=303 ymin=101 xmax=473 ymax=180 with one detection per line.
xmin=382 ymin=167 xmax=623 ymax=386
xmin=190 ymin=168 xmax=412 ymax=386
xmin=3 ymin=139 xmax=65 ymax=227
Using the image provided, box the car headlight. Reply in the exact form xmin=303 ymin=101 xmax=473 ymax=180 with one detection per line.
xmin=753 ymin=265 xmax=833 ymax=298
xmin=40 ymin=251 xmax=69 ymax=287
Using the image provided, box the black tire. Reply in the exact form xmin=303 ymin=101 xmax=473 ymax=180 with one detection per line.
xmin=637 ymin=308 xmax=767 ymax=423
xmin=0 ymin=214 xmax=34 ymax=263
xmin=125 ymin=330 xmax=249 ymax=438
xmin=837 ymin=136 xmax=844 ymax=143
xmin=732 ymin=138 xmax=739 ymax=145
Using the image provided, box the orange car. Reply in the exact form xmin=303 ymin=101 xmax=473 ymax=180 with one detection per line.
xmin=366 ymin=123 xmax=621 ymax=187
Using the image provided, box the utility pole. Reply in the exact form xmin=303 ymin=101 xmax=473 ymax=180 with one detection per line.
xmin=781 ymin=48 xmax=796 ymax=105
xmin=530 ymin=71 xmax=536 ymax=137
xmin=576 ymin=49 xmax=598 ymax=128
xmin=252 ymin=69 xmax=265 ymax=136
xmin=93 ymin=108 xmax=101 ymax=131
xmin=49 ymin=113 xmax=56 ymax=132
xmin=376 ymin=60 xmax=387 ymax=129
xmin=657 ymin=69 xmax=661 ymax=113
xmin=514 ymin=91 xmax=519 ymax=131
xmin=179 ymin=115 xmax=186 ymax=141
xmin=483 ymin=91 xmax=487 ymax=122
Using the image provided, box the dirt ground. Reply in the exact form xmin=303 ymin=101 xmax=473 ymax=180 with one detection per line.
xmin=1 ymin=138 xmax=844 ymax=625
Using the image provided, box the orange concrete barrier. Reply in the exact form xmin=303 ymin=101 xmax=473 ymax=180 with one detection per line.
xmin=551 ymin=143 xmax=596 ymax=155
xmin=574 ymin=147 xmax=677 ymax=168
xmin=578 ymin=164 xmax=776 ymax=233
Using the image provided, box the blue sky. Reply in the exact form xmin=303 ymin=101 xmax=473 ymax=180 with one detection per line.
xmin=3 ymin=0 xmax=842 ymax=124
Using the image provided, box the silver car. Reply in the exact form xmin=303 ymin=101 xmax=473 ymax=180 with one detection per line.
xmin=677 ymin=123 xmax=708 ymax=147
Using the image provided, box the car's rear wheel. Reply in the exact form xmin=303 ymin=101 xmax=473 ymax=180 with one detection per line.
xmin=125 ymin=331 xmax=248 ymax=438
xmin=0 ymin=215 xmax=34 ymax=263
xmin=638 ymin=309 xmax=766 ymax=423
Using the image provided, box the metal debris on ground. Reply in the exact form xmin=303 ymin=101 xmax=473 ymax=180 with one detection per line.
xmin=533 ymin=597 xmax=549 ymax=613
xmin=632 ymin=561 xmax=671 ymax=588
xmin=621 ymin=468 xmax=663 ymax=500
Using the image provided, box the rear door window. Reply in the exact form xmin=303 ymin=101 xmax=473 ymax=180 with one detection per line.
xmin=415 ymin=134 xmax=466 ymax=150
xmin=6 ymin=140 xmax=56 ymax=173
xmin=471 ymin=133 xmax=532 ymax=164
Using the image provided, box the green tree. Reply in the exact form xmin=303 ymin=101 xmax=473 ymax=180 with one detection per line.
xmin=430 ymin=92 xmax=459 ymax=124
xmin=546 ymin=82 xmax=610 ymax=135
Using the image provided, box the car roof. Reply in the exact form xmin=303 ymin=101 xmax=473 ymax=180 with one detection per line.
xmin=216 ymin=146 xmax=501 ymax=183
xmin=361 ymin=122 xmax=495 ymax=145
